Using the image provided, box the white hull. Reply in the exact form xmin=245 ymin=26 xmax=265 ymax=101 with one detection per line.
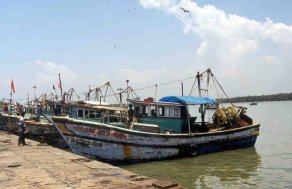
xmin=53 ymin=117 xmax=260 ymax=162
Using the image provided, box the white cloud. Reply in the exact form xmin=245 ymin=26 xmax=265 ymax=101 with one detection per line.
xmin=32 ymin=61 xmax=108 ymax=100
xmin=117 ymin=68 xmax=169 ymax=84
xmin=139 ymin=0 xmax=292 ymax=95
xmin=140 ymin=0 xmax=175 ymax=9
xmin=263 ymin=56 xmax=282 ymax=65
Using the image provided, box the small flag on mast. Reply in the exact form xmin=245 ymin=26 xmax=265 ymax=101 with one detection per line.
xmin=33 ymin=85 xmax=36 ymax=89
xmin=53 ymin=85 xmax=55 ymax=90
xmin=11 ymin=80 xmax=15 ymax=93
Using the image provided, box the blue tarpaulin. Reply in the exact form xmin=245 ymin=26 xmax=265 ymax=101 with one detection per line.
xmin=159 ymin=96 xmax=216 ymax=105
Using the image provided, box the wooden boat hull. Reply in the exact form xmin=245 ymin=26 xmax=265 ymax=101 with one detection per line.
xmin=25 ymin=121 xmax=58 ymax=139
xmin=0 ymin=113 xmax=19 ymax=133
xmin=0 ymin=112 xmax=57 ymax=138
xmin=52 ymin=116 xmax=260 ymax=162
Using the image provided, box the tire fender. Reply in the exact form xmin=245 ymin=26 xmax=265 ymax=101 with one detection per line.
xmin=189 ymin=144 xmax=199 ymax=156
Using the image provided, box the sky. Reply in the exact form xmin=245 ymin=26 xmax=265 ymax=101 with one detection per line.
xmin=1 ymin=0 xmax=292 ymax=103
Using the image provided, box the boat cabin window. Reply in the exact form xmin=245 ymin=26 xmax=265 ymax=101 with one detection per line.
xmin=165 ymin=107 xmax=170 ymax=117
xmin=85 ymin=110 xmax=89 ymax=118
xmin=173 ymin=108 xmax=179 ymax=117
xmin=77 ymin=109 xmax=83 ymax=118
xmin=72 ymin=110 xmax=77 ymax=117
xmin=133 ymin=103 xmax=181 ymax=118
xmin=140 ymin=105 xmax=148 ymax=116
xmin=158 ymin=106 xmax=165 ymax=116
xmin=167 ymin=107 xmax=180 ymax=118
xmin=89 ymin=111 xmax=95 ymax=118
xmin=89 ymin=111 xmax=101 ymax=119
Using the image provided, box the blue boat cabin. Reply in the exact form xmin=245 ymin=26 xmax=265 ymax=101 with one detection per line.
xmin=128 ymin=96 xmax=216 ymax=133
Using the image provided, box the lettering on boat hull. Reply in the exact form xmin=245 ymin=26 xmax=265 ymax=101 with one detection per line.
xmin=57 ymin=121 xmax=260 ymax=162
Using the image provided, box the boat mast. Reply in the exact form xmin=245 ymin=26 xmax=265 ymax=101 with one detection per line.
xmin=181 ymin=82 xmax=184 ymax=96
xmin=126 ymin=80 xmax=129 ymax=106
xmin=117 ymin=87 xmax=123 ymax=107
xmin=58 ymin=73 xmax=63 ymax=102
xmin=197 ymin=71 xmax=202 ymax=96
xmin=9 ymin=91 xmax=12 ymax=105
xmin=197 ymin=71 xmax=205 ymax=126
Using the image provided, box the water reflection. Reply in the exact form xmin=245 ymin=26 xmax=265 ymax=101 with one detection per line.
xmin=121 ymin=102 xmax=292 ymax=188
xmin=190 ymin=147 xmax=261 ymax=188
xmin=120 ymin=147 xmax=261 ymax=189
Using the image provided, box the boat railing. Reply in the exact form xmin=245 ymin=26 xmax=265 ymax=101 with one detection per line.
xmin=82 ymin=114 xmax=104 ymax=123
xmin=137 ymin=118 xmax=161 ymax=127
xmin=81 ymin=113 xmax=125 ymax=124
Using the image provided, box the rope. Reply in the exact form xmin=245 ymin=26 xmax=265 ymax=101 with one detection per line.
xmin=189 ymin=77 xmax=197 ymax=96
xmin=213 ymin=75 xmax=234 ymax=106
xmin=211 ymin=76 xmax=225 ymax=109
xmin=154 ymin=84 xmax=158 ymax=100
xmin=134 ymin=75 xmax=196 ymax=92
xmin=103 ymin=85 xmax=109 ymax=102
xmin=103 ymin=75 xmax=196 ymax=99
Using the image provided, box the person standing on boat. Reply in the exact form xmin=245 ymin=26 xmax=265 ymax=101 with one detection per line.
xmin=127 ymin=104 xmax=134 ymax=126
xmin=134 ymin=106 xmax=140 ymax=118
xmin=151 ymin=109 xmax=157 ymax=117
xmin=3 ymin=103 xmax=8 ymax=113
xmin=16 ymin=103 xmax=21 ymax=115
xmin=18 ymin=113 xmax=26 ymax=146
xmin=54 ymin=106 xmax=61 ymax=116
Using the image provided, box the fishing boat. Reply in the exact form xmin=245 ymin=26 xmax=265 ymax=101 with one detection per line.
xmin=0 ymin=111 xmax=19 ymax=133
xmin=50 ymin=69 xmax=260 ymax=162
xmin=0 ymin=104 xmax=57 ymax=139
xmin=250 ymin=102 xmax=258 ymax=105
xmin=23 ymin=104 xmax=58 ymax=139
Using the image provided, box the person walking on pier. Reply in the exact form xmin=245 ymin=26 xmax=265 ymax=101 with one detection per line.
xmin=18 ymin=113 xmax=26 ymax=146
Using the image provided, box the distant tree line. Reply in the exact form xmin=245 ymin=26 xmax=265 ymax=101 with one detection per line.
xmin=218 ymin=92 xmax=292 ymax=103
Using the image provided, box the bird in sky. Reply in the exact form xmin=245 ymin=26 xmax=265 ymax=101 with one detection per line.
xmin=180 ymin=7 xmax=190 ymax=13
xmin=128 ymin=8 xmax=136 ymax=13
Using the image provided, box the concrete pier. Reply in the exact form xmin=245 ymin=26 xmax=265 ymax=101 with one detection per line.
xmin=0 ymin=131 xmax=183 ymax=189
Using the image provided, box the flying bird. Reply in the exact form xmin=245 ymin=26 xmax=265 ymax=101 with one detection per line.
xmin=180 ymin=7 xmax=190 ymax=13
xmin=128 ymin=8 xmax=136 ymax=13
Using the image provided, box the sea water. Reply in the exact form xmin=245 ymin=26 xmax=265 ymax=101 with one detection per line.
xmin=120 ymin=101 xmax=292 ymax=188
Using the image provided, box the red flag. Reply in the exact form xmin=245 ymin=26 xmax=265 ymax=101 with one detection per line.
xmin=11 ymin=80 xmax=15 ymax=93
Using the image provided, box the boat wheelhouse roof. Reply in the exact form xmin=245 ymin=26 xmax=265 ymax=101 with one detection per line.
xmin=127 ymin=99 xmax=185 ymax=107
xmin=83 ymin=100 xmax=108 ymax=106
xmin=159 ymin=96 xmax=216 ymax=105
xmin=90 ymin=105 xmax=126 ymax=111
xmin=45 ymin=100 xmax=63 ymax=105
xmin=64 ymin=102 xmax=126 ymax=111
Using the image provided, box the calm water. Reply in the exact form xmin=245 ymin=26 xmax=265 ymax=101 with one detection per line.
xmin=120 ymin=101 xmax=292 ymax=188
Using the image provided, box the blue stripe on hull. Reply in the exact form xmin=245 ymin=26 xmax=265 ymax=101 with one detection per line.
xmin=198 ymin=136 xmax=258 ymax=155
